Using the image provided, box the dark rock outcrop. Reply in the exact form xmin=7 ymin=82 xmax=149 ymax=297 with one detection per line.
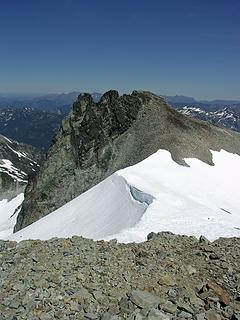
xmin=14 ymin=90 xmax=240 ymax=231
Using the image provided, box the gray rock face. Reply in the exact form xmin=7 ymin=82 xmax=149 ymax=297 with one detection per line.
xmin=0 ymin=232 xmax=240 ymax=319
xmin=14 ymin=90 xmax=240 ymax=231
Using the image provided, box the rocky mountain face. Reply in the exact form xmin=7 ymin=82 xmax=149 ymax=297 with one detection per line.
xmin=178 ymin=107 xmax=240 ymax=133
xmin=0 ymin=134 xmax=42 ymax=200
xmin=0 ymin=232 xmax=240 ymax=319
xmin=0 ymin=107 xmax=64 ymax=150
xmin=14 ymin=90 xmax=240 ymax=232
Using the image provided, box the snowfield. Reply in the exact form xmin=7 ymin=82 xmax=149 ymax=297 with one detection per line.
xmin=0 ymin=193 xmax=24 ymax=238
xmin=5 ymin=149 xmax=240 ymax=242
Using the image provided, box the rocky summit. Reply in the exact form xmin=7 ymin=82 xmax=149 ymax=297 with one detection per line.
xmin=0 ymin=232 xmax=240 ymax=319
xmin=14 ymin=90 xmax=240 ymax=231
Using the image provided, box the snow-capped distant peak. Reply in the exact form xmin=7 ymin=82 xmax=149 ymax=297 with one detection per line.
xmin=182 ymin=106 xmax=204 ymax=113
xmin=178 ymin=106 xmax=240 ymax=133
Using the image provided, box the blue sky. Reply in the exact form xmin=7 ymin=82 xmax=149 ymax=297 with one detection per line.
xmin=0 ymin=0 xmax=240 ymax=99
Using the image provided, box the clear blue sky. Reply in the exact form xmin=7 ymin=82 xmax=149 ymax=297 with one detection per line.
xmin=0 ymin=0 xmax=240 ymax=99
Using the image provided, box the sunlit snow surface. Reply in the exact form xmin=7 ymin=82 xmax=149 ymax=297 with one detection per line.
xmin=0 ymin=193 xmax=23 ymax=238
xmin=8 ymin=149 xmax=240 ymax=242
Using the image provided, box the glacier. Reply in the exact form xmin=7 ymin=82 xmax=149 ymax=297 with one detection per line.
xmin=2 ymin=149 xmax=240 ymax=243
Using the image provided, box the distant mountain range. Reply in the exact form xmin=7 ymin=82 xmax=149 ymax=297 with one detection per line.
xmin=0 ymin=107 xmax=64 ymax=150
xmin=0 ymin=92 xmax=102 ymax=112
xmin=163 ymin=95 xmax=240 ymax=112
xmin=0 ymin=91 xmax=240 ymax=152
xmin=1 ymin=91 xmax=240 ymax=112
xmin=163 ymin=94 xmax=240 ymax=106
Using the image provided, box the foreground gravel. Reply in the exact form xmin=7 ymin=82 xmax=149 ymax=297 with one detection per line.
xmin=0 ymin=232 xmax=240 ymax=319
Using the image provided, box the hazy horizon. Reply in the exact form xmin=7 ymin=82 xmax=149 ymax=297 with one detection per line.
xmin=0 ymin=90 xmax=240 ymax=102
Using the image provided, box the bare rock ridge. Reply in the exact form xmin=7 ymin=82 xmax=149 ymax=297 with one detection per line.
xmin=14 ymin=90 xmax=240 ymax=232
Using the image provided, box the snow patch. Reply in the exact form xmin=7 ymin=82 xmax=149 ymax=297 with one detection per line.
xmin=0 ymin=194 xmax=24 ymax=239
xmin=2 ymin=136 xmax=13 ymax=144
xmin=7 ymin=144 xmax=34 ymax=161
xmin=0 ymin=159 xmax=27 ymax=182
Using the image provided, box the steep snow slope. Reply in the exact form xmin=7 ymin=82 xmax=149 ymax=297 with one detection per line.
xmin=8 ymin=175 xmax=151 ymax=241
xmin=9 ymin=149 xmax=240 ymax=242
xmin=0 ymin=193 xmax=23 ymax=238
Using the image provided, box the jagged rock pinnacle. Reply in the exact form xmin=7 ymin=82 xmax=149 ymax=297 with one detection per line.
xmin=72 ymin=93 xmax=94 ymax=115
xmin=99 ymin=90 xmax=119 ymax=104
